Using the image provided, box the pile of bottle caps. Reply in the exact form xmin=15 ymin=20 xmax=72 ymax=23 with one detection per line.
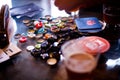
xmin=15 ymin=15 xmax=82 ymax=66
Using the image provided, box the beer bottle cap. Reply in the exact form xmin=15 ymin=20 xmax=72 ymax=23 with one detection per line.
xmin=46 ymin=58 xmax=57 ymax=66
xmin=26 ymin=45 xmax=35 ymax=51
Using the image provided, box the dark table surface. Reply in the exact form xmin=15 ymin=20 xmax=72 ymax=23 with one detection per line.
xmin=1 ymin=14 xmax=120 ymax=80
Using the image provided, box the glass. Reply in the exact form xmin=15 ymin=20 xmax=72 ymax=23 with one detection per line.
xmin=103 ymin=1 xmax=120 ymax=53
xmin=103 ymin=2 xmax=120 ymax=24
xmin=61 ymin=38 xmax=99 ymax=80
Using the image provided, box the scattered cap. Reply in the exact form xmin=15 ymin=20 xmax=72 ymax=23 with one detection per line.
xmin=27 ymin=33 xmax=36 ymax=38
xmin=23 ymin=19 xmax=31 ymax=24
xmin=50 ymin=26 xmax=60 ymax=32
xmin=53 ymin=42 xmax=59 ymax=47
xmin=27 ymin=29 xmax=35 ymax=33
xmin=52 ymin=18 xmax=60 ymax=23
xmin=19 ymin=37 xmax=27 ymax=43
xmin=40 ymin=53 xmax=49 ymax=59
xmin=61 ymin=17 xmax=68 ymax=22
xmin=26 ymin=45 xmax=35 ymax=51
xmin=30 ymin=48 xmax=40 ymax=57
xmin=35 ymin=33 xmax=43 ymax=39
xmin=46 ymin=58 xmax=57 ymax=66
xmin=35 ymin=44 xmax=41 ymax=49
xmin=69 ymin=24 xmax=76 ymax=30
xmin=34 ymin=20 xmax=39 ymax=25
xmin=37 ymin=28 xmax=45 ymax=34
xmin=45 ymin=15 xmax=51 ymax=20
xmin=37 ymin=39 xmax=45 ymax=44
xmin=14 ymin=33 xmax=21 ymax=39
xmin=44 ymin=33 xmax=52 ymax=39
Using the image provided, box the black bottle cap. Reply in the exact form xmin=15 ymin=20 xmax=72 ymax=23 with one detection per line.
xmin=31 ymin=48 xmax=41 ymax=57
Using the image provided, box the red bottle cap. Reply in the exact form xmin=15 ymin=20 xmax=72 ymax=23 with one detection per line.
xmin=19 ymin=36 xmax=27 ymax=43
xmin=35 ymin=22 xmax=43 ymax=29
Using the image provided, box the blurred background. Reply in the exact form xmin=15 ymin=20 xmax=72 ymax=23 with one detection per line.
xmin=0 ymin=0 xmax=70 ymax=18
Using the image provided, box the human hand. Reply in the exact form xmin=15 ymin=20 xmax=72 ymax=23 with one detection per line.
xmin=54 ymin=0 xmax=83 ymax=12
xmin=54 ymin=0 xmax=103 ymax=12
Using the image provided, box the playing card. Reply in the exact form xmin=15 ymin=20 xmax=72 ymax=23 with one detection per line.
xmin=3 ymin=43 xmax=21 ymax=57
xmin=0 ymin=49 xmax=10 ymax=63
